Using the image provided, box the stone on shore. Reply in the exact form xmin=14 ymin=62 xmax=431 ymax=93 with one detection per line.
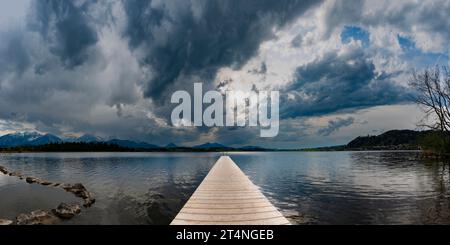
xmin=52 ymin=203 xmax=81 ymax=219
xmin=0 ymin=219 xmax=13 ymax=225
xmin=16 ymin=210 xmax=59 ymax=225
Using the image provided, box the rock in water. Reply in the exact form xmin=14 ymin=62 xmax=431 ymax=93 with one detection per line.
xmin=16 ymin=210 xmax=59 ymax=225
xmin=0 ymin=166 xmax=8 ymax=174
xmin=62 ymin=183 xmax=87 ymax=197
xmin=52 ymin=203 xmax=81 ymax=219
xmin=9 ymin=171 xmax=23 ymax=178
xmin=25 ymin=177 xmax=40 ymax=184
xmin=0 ymin=219 xmax=13 ymax=225
xmin=39 ymin=180 xmax=53 ymax=186
xmin=83 ymin=197 xmax=96 ymax=207
xmin=62 ymin=183 xmax=93 ymax=199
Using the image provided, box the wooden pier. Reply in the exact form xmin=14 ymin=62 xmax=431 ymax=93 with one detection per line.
xmin=171 ymin=156 xmax=290 ymax=225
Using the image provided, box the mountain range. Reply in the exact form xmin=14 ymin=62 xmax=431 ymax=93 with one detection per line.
xmin=0 ymin=132 xmax=157 ymax=149
xmin=0 ymin=132 xmax=62 ymax=147
xmin=193 ymin=142 xmax=229 ymax=149
xmin=0 ymin=130 xmax=430 ymax=152
xmin=0 ymin=132 xmax=233 ymax=150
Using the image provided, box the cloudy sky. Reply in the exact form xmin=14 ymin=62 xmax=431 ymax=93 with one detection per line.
xmin=0 ymin=0 xmax=449 ymax=148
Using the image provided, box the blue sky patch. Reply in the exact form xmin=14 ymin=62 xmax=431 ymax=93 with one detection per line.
xmin=341 ymin=26 xmax=370 ymax=47
xmin=398 ymin=35 xmax=449 ymax=67
xmin=398 ymin=35 xmax=416 ymax=51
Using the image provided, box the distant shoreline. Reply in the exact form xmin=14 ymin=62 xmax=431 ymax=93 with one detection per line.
xmin=0 ymin=150 xmax=423 ymax=154
xmin=0 ymin=129 xmax=428 ymax=153
xmin=0 ymin=146 xmax=422 ymax=154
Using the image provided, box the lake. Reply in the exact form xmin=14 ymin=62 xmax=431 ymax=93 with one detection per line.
xmin=1 ymin=151 xmax=449 ymax=225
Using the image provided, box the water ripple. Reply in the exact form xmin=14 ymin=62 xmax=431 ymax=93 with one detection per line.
xmin=1 ymin=151 xmax=450 ymax=224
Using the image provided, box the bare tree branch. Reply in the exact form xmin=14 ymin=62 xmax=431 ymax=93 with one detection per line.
xmin=410 ymin=66 xmax=450 ymax=133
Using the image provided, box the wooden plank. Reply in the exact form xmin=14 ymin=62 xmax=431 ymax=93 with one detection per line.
xmin=171 ymin=216 xmax=291 ymax=225
xmin=180 ymin=206 xmax=278 ymax=215
xmin=184 ymin=202 xmax=274 ymax=209
xmin=171 ymin=156 xmax=290 ymax=225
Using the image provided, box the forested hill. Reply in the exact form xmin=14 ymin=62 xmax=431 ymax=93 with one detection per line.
xmin=346 ymin=130 xmax=430 ymax=150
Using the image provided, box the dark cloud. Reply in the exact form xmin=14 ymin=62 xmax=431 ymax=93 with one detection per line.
xmin=0 ymin=0 xmax=324 ymax=146
xmin=0 ymin=29 xmax=31 ymax=76
xmin=122 ymin=0 xmax=321 ymax=102
xmin=281 ymin=46 xmax=411 ymax=118
xmin=2 ymin=0 xmax=444 ymax=148
xmin=28 ymin=0 xmax=98 ymax=68
xmin=322 ymin=0 xmax=365 ymax=37
xmin=318 ymin=117 xmax=354 ymax=136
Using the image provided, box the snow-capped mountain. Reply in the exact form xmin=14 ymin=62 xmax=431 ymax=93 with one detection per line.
xmin=0 ymin=132 xmax=264 ymax=151
xmin=0 ymin=132 xmax=62 ymax=147
xmin=0 ymin=131 xmax=158 ymax=149
xmin=28 ymin=134 xmax=62 ymax=145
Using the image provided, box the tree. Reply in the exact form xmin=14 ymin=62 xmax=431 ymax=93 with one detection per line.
xmin=409 ymin=66 xmax=450 ymax=153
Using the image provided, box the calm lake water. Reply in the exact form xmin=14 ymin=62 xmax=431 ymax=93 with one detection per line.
xmin=1 ymin=151 xmax=449 ymax=225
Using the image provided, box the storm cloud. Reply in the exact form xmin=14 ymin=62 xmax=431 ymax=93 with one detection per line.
xmin=122 ymin=0 xmax=321 ymax=101
xmin=0 ymin=0 xmax=448 ymax=148
xmin=0 ymin=0 xmax=323 ymax=145
xmin=28 ymin=0 xmax=99 ymax=68
xmin=281 ymin=45 xmax=411 ymax=118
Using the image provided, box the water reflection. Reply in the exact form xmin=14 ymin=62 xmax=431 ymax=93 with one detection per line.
xmin=230 ymin=151 xmax=450 ymax=224
xmin=0 ymin=174 xmax=79 ymax=220
xmin=0 ymin=153 xmax=218 ymax=225
xmin=1 ymin=152 xmax=449 ymax=224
